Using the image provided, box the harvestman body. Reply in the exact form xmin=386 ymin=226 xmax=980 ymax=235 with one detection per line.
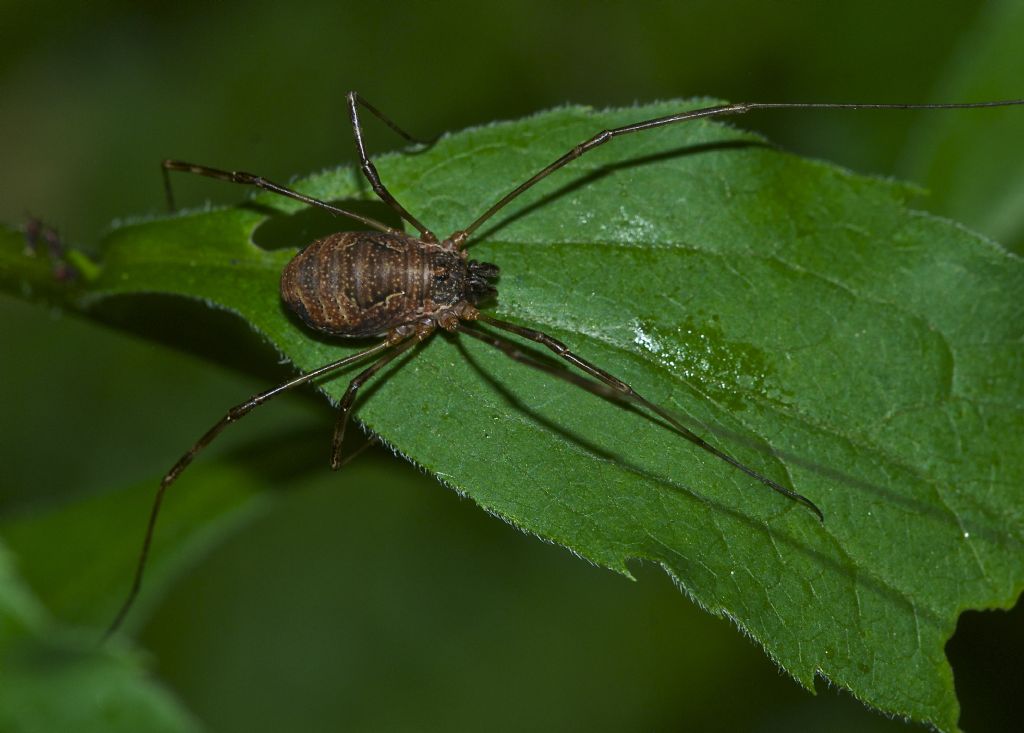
xmin=106 ymin=91 xmax=1024 ymax=637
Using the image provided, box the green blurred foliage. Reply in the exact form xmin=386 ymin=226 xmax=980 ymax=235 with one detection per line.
xmin=2 ymin=1 xmax=1022 ymax=732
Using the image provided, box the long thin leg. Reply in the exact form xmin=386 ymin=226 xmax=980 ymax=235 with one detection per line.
xmin=161 ymin=160 xmax=400 ymax=235
xmin=465 ymin=317 xmax=822 ymax=520
xmin=347 ymin=91 xmax=436 ymax=148
xmin=333 ymin=434 xmax=381 ymax=471
xmin=104 ymin=338 xmax=397 ymax=639
xmin=347 ymin=91 xmax=436 ymax=242
xmin=330 ymin=334 xmax=422 ymax=468
xmin=457 ymin=321 xmax=634 ymax=397
xmin=451 ymin=97 xmax=1024 ymax=247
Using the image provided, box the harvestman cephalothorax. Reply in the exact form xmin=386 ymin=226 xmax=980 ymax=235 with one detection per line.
xmin=105 ymin=92 xmax=1024 ymax=638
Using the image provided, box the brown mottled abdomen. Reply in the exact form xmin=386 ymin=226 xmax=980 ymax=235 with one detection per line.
xmin=280 ymin=231 xmax=467 ymax=338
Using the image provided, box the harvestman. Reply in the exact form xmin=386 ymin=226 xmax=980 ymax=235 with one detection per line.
xmin=106 ymin=92 xmax=1024 ymax=637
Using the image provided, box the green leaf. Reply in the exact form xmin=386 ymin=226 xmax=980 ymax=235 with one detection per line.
xmin=0 ymin=544 xmax=200 ymax=733
xmin=2 ymin=461 xmax=275 ymax=631
xmin=3 ymin=101 xmax=1022 ymax=731
xmin=0 ymin=452 xmax=297 ymax=731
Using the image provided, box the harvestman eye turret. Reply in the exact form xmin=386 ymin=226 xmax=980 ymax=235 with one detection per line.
xmin=105 ymin=91 xmax=1024 ymax=638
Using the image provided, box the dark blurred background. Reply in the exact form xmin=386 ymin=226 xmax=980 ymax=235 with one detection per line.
xmin=2 ymin=1 xmax=1021 ymax=731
